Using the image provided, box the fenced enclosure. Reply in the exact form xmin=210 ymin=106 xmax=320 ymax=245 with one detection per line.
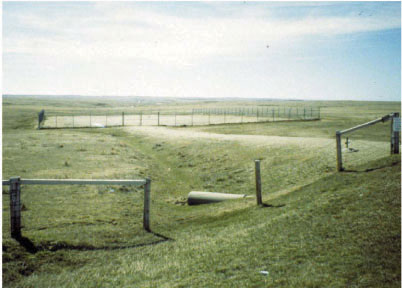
xmin=335 ymin=113 xmax=400 ymax=171
xmin=2 ymin=177 xmax=151 ymax=243
xmin=39 ymin=106 xmax=320 ymax=129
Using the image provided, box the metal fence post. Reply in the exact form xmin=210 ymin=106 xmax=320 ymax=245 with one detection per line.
xmin=9 ymin=177 xmax=21 ymax=239
xmin=391 ymin=112 xmax=400 ymax=154
xmin=336 ymin=131 xmax=343 ymax=171
xmin=143 ymin=178 xmax=151 ymax=231
xmin=255 ymin=160 xmax=263 ymax=205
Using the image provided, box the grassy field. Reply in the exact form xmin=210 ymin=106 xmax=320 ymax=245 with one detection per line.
xmin=2 ymin=96 xmax=401 ymax=287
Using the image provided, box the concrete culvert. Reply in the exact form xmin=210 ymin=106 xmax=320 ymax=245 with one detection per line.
xmin=188 ymin=191 xmax=248 ymax=205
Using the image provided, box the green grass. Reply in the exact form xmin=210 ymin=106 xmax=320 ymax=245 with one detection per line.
xmin=2 ymin=96 xmax=401 ymax=287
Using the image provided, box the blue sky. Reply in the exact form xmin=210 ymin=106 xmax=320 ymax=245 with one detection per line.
xmin=2 ymin=1 xmax=401 ymax=101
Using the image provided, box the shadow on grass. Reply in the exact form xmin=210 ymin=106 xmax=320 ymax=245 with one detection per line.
xmin=260 ymin=203 xmax=286 ymax=208
xmin=343 ymin=160 xmax=400 ymax=173
xmin=15 ymin=230 xmax=173 ymax=254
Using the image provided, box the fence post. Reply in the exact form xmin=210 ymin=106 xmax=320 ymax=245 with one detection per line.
xmin=175 ymin=111 xmax=177 ymax=126
xmin=157 ymin=112 xmax=160 ymax=126
xmin=241 ymin=110 xmax=244 ymax=123
xmin=224 ymin=111 xmax=226 ymax=124
xmin=391 ymin=112 xmax=400 ymax=154
xmin=140 ymin=112 xmax=142 ymax=126
xmin=122 ymin=112 xmax=125 ymax=126
xmin=257 ymin=108 xmax=259 ymax=122
xmin=336 ymin=131 xmax=343 ymax=171
xmin=106 ymin=114 xmax=108 ymax=127
xmin=272 ymin=108 xmax=275 ymax=122
xmin=310 ymin=107 xmax=313 ymax=119
xmin=9 ymin=177 xmax=21 ymax=239
xmin=208 ymin=111 xmax=211 ymax=125
xmin=191 ymin=109 xmax=194 ymax=126
xmin=143 ymin=178 xmax=151 ymax=231
xmin=255 ymin=160 xmax=263 ymax=205
xmin=72 ymin=115 xmax=74 ymax=128
xmin=304 ymin=108 xmax=306 ymax=120
xmin=56 ymin=115 xmax=58 ymax=128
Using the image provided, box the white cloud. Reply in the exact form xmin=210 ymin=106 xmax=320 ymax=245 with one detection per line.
xmin=3 ymin=2 xmax=400 ymax=67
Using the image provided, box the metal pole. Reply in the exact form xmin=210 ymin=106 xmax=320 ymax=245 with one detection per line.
xmin=143 ymin=178 xmax=151 ymax=231
xmin=255 ymin=160 xmax=263 ymax=205
xmin=391 ymin=112 xmax=400 ymax=154
xmin=336 ymin=131 xmax=343 ymax=172
xmin=9 ymin=177 xmax=21 ymax=239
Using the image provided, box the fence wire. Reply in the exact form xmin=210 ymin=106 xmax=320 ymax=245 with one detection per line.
xmin=41 ymin=106 xmax=320 ymax=129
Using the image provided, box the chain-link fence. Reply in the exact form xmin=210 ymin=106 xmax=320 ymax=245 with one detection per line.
xmin=40 ymin=106 xmax=320 ymax=129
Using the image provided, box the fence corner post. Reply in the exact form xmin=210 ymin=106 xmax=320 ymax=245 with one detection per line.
xmin=255 ymin=160 xmax=263 ymax=205
xmin=391 ymin=112 xmax=400 ymax=154
xmin=9 ymin=177 xmax=21 ymax=239
xmin=143 ymin=178 xmax=151 ymax=232
xmin=336 ymin=131 xmax=343 ymax=172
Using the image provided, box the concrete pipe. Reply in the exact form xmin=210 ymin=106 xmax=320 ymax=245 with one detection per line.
xmin=188 ymin=191 xmax=248 ymax=206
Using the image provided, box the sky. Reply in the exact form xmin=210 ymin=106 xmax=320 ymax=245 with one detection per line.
xmin=2 ymin=1 xmax=401 ymax=101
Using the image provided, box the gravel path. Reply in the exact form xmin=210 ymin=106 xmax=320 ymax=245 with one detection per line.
xmin=124 ymin=126 xmax=334 ymax=149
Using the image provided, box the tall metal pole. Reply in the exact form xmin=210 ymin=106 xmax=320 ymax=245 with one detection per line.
xmin=255 ymin=160 xmax=263 ymax=205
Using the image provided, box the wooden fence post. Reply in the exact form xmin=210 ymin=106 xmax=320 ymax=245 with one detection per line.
xmin=336 ymin=131 xmax=343 ymax=171
xmin=9 ymin=177 xmax=21 ymax=239
xmin=122 ymin=112 xmax=125 ymax=126
xmin=255 ymin=160 xmax=263 ymax=205
xmin=391 ymin=112 xmax=400 ymax=154
xmin=143 ymin=178 xmax=151 ymax=231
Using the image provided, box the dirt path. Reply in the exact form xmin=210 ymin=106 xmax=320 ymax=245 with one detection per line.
xmin=124 ymin=126 xmax=334 ymax=149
